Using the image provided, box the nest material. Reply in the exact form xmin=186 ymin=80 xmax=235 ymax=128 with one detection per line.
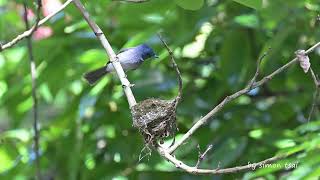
xmin=131 ymin=98 xmax=178 ymax=146
xmin=132 ymin=34 xmax=182 ymax=148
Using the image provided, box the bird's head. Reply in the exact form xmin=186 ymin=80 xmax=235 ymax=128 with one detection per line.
xmin=139 ymin=44 xmax=158 ymax=60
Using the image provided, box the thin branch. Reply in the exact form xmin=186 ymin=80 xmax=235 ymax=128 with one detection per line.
xmin=307 ymin=88 xmax=320 ymax=122
xmin=310 ymin=68 xmax=320 ymax=87
xmin=253 ymin=42 xmax=320 ymax=88
xmin=247 ymin=48 xmax=270 ymax=89
xmin=157 ymin=33 xmax=183 ymax=103
xmin=32 ymin=0 xmax=43 ymax=33
xmin=195 ymin=144 xmax=213 ymax=168
xmin=307 ymin=68 xmax=320 ymax=122
xmin=72 ymin=0 xmax=137 ymax=108
xmin=23 ymin=3 xmax=41 ymax=180
xmin=0 ymin=0 xmax=73 ymax=52
xmin=157 ymin=146 xmax=285 ymax=174
xmin=168 ymin=41 xmax=320 ymax=154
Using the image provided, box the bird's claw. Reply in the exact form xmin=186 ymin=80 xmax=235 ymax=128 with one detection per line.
xmin=122 ymin=84 xmax=135 ymax=88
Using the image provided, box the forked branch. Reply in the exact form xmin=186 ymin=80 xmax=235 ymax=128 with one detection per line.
xmin=169 ymin=41 xmax=320 ymax=154
xmin=0 ymin=0 xmax=73 ymax=52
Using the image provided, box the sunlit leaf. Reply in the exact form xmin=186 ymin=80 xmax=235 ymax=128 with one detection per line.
xmin=0 ymin=149 xmax=15 ymax=173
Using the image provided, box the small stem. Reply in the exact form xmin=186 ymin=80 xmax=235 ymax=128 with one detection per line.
xmin=23 ymin=2 xmax=41 ymax=180
xmin=307 ymin=88 xmax=320 ymax=122
xmin=157 ymin=33 xmax=183 ymax=103
xmin=195 ymin=144 xmax=213 ymax=168
xmin=247 ymin=48 xmax=270 ymax=89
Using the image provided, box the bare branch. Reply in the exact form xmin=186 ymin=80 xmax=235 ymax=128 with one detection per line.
xmin=32 ymin=0 xmax=42 ymax=34
xmin=157 ymin=33 xmax=182 ymax=103
xmin=195 ymin=144 xmax=213 ymax=168
xmin=307 ymin=68 xmax=320 ymax=122
xmin=307 ymin=88 xmax=320 ymax=122
xmin=247 ymin=48 xmax=270 ymax=89
xmin=157 ymin=146 xmax=285 ymax=174
xmin=254 ymin=42 xmax=320 ymax=88
xmin=0 ymin=0 xmax=73 ymax=52
xmin=310 ymin=68 xmax=320 ymax=87
xmin=72 ymin=0 xmax=137 ymax=108
xmin=23 ymin=2 xmax=41 ymax=179
xmin=168 ymin=41 xmax=320 ymax=154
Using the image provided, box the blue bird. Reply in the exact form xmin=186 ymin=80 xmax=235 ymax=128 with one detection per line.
xmin=84 ymin=44 xmax=158 ymax=85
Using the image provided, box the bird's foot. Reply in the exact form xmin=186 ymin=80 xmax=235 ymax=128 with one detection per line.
xmin=122 ymin=83 xmax=135 ymax=88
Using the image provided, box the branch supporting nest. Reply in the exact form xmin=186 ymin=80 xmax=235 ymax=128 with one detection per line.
xmin=3 ymin=0 xmax=320 ymax=175
xmin=73 ymin=0 xmax=137 ymax=108
xmin=157 ymin=33 xmax=183 ymax=104
xmin=131 ymin=34 xmax=182 ymax=147
xmin=157 ymin=145 xmax=286 ymax=174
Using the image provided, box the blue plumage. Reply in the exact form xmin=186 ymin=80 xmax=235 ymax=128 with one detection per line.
xmin=84 ymin=44 xmax=157 ymax=85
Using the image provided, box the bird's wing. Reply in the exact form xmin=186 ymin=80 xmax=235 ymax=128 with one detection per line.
xmin=104 ymin=48 xmax=134 ymax=65
xmin=117 ymin=47 xmax=134 ymax=54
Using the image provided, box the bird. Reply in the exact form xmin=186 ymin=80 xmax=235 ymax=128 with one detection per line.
xmin=83 ymin=44 xmax=158 ymax=85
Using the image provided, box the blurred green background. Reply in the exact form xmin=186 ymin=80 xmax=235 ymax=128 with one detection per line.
xmin=0 ymin=0 xmax=320 ymax=179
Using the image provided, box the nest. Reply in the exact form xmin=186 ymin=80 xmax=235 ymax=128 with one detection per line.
xmin=132 ymin=34 xmax=182 ymax=148
xmin=131 ymin=98 xmax=178 ymax=146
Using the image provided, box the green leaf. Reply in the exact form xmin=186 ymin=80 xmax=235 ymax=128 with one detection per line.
xmin=0 ymin=149 xmax=15 ymax=173
xmin=234 ymin=14 xmax=259 ymax=28
xmin=233 ymin=0 xmax=262 ymax=9
xmin=174 ymin=0 xmax=204 ymax=10
xmin=0 ymin=0 xmax=7 ymax=6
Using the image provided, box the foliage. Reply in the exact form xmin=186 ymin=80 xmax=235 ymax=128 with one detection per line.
xmin=0 ymin=0 xmax=320 ymax=179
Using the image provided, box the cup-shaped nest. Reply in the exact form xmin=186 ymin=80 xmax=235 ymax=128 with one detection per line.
xmin=131 ymin=98 xmax=177 ymax=146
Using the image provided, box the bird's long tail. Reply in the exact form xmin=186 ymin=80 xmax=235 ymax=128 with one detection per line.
xmin=83 ymin=65 xmax=109 ymax=85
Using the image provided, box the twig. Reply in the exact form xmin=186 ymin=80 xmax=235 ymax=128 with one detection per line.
xmin=307 ymin=68 xmax=320 ymax=122
xmin=168 ymin=41 xmax=320 ymax=154
xmin=247 ymin=48 xmax=270 ymax=89
xmin=253 ymin=42 xmax=320 ymax=88
xmin=307 ymin=88 xmax=320 ymax=122
xmin=157 ymin=33 xmax=183 ymax=103
xmin=0 ymin=0 xmax=73 ymax=52
xmin=33 ymin=0 xmax=42 ymax=33
xmin=157 ymin=146 xmax=285 ymax=174
xmin=310 ymin=68 xmax=320 ymax=87
xmin=23 ymin=3 xmax=41 ymax=180
xmin=195 ymin=144 xmax=213 ymax=168
xmin=72 ymin=0 xmax=137 ymax=108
